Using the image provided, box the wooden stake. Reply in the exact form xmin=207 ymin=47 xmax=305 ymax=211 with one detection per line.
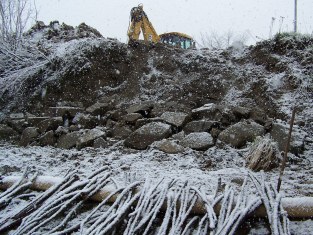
xmin=277 ymin=107 xmax=297 ymax=192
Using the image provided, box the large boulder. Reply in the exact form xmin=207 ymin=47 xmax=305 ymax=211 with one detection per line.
xmin=20 ymin=127 xmax=40 ymax=146
xmin=270 ymin=120 xmax=307 ymax=154
xmin=160 ymin=112 xmax=189 ymax=128
xmin=124 ymin=122 xmax=172 ymax=150
xmin=218 ymin=120 xmax=265 ymax=148
xmin=180 ymin=132 xmax=214 ymax=151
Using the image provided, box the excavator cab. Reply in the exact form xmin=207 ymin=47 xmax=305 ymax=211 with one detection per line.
xmin=159 ymin=32 xmax=195 ymax=49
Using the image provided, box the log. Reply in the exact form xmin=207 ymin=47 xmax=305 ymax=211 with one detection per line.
xmin=1 ymin=176 xmax=313 ymax=218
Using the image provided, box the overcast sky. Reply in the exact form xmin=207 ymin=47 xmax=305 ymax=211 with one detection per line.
xmin=34 ymin=0 xmax=313 ymax=45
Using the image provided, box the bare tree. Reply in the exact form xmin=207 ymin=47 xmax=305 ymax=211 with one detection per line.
xmin=199 ymin=30 xmax=248 ymax=49
xmin=0 ymin=0 xmax=36 ymax=50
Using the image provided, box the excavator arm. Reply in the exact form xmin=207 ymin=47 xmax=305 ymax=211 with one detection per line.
xmin=127 ymin=4 xmax=160 ymax=43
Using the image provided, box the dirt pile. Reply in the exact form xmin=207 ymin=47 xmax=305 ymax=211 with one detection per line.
xmin=0 ymin=23 xmax=312 ymax=156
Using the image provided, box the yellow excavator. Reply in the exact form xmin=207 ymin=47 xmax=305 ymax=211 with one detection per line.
xmin=127 ymin=4 xmax=195 ymax=49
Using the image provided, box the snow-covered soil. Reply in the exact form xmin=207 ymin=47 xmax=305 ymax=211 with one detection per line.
xmin=1 ymin=140 xmax=313 ymax=234
xmin=1 ymin=138 xmax=312 ymax=198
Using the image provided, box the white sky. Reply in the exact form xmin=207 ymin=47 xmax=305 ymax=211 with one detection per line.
xmin=34 ymin=0 xmax=313 ymax=45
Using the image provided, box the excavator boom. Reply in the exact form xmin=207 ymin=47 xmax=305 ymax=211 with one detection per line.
xmin=127 ymin=4 xmax=195 ymax=49
xmin=127 ymin=5 xmax=160 ymax=43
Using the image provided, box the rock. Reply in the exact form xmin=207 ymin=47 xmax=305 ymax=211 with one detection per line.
xmin=231 ymin=106 xmax=250 ymax=119
xmin=183 ymin=120 xmax=214 ymax=134
xmin=107 ymin=109 xmax=126 ymax=122
xmin=20 ymin=127 xmax=40 ymax=146
xmin=180 ymin=132 xmax=214 ymax=151
xmin=112 ymin=125 xmax=133 ymax=140
xmin=27 ymin=117 xmax=50 ymax=126
xmin=36 ymin=117 xmax=63 ymax=133
xmin=69 ymin=125 xmax=80 ymax=132
xmin=172 ymin=131 xmax=185 ymax=141
xmin=250 ymin=108 xmax=267 ymax=125
xmin=57 ymin=131 xmax=81 ymax=149
xmin=77 ymin=128 xmax=106 ymax=149
xmin=218 ymin=120 xmax=265 ymax=148
xmin=124 ymin=122 xmax=172 ymax=150
xmin=160 ymin=112 xmax=189 ymax=128
xmin=56 ymin=101 xmax=84 ymax=108
xmin=0 ymin=124 xmax=18 ymax=141
xmin=55 ymin=126 xmax=69 ymax=136
xmin=270 ymin=121 xmax=307 ymax=154
xmin=210 ymin=127 xmax=222 ymax=139
xmin=135 ymin=117 xmax=164 ymax=129
xmin=93 ymin=137 xmax=107 ymax=148
xmin=123 ymin=113 xmax=142 ymax=125
xmin=39 ymin=130 xmax=56 ymax=146
xmin=86 ymin=102 xmax=110 ymax=116
xmin=191 ymin=104 xmax=220 ymax=120
xmin=154 ymin=139 xmax=185 ymax=154
xmin=6 ymin=119 xmax=29 ymax=133
xmin=9 ymin=113 xmax=24 ymax=120
xmin=126 ymin=103 xmax=154 ymax=117
xmin=72 ymin=113 xmax=99 ymax=129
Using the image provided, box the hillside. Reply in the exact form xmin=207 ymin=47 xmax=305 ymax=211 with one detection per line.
xmin=0 ymin=22 xmax=312 ymax=234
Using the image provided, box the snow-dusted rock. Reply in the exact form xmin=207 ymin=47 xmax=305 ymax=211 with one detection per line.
xmin=72 ymin=113 xmax=99 ymax=129
xmin=39 ymin=130 xmax=56 ymax=146
xmin=218 ymin=120 xmax=265 ymax=148
xmin=154 ymin=139 xmax=185 ymax=154
xmin=27 ymin=117 xmax=50 ymax=127
xmin=77 ymin=129 xmax=106 ymax=150
xmin=180 ymin=132 xmax=214 ymax=150
xmin=124 ymin=122 xmax=172 ymax=150
xmin=86 ymin=102 xmax=110 ymax=116
xmin=123 ymin=113 xmax=142 ymax=124
xmin=183 ymin=120 xmax=214 ymax=134
xmin=160 ymin=112 xmax=189 ymax=128
xmin=270 ymin=121 xmax=307 ymax=154
xmin=135 ymin=117 xmax=164 ymax=129
xmin=126 ymin=103 xmax=154 ymax=117
xmin=231 ymin=106 xmax=250 ymax=119
xmin=93 ymin=137 xmax=107 ymax=148
xmin=9 ymin=113 xmax=24 ymax=120
xmin=191 ymin=104 xmax=219 ymax=120
xmin=20 ymin=127 xmax=40 ymax=146
xmin=57 ymin=131 xmax=80 ymax=149
xmin=6 ymin=119 xmax=28 ymax=133
xmin=112 ymin=125 xmax=133 ymax=140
